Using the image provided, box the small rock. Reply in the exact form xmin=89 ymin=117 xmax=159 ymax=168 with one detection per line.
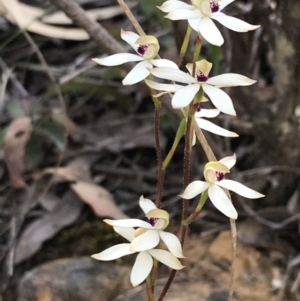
xmin=18 ymin=257 xmax=129 ymax=301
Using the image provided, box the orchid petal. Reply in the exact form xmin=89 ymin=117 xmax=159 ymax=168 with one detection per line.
xmin=212 ymin=13 xmax=260 ymax=32
xmin=148 ymin=249 xmax=184 ymax=270
xmin=113 ymin=226 xmax=135 ymax=242
xmin=188 ymin=19 xmax=201 ymax=33
xmin=217 ymin=179 xmax=265 ymax=199
xmin=207 ymin=73 xmax=256 ymax=87
xmin=130 ymin=251 xmax=153 ymax=287
xmin=219 ymin=0 xmax=235 ymax=11
xmin=179 ymin=180 xmax=210 ymax=199
xmin=208 ymin=185 xmax=238 ymax=219
xmin=121 ymin=28 xmax=140 ymax=49
xmin=150 ymin=67 xmax=196 ymax=84
xmin=198 ymin=17 xmax=224 ymax=46
xmin=158 ymin=0 xmax=194 ymax=13
xmin=151 ymin=59 xmax=179 ymax=69
xmin=219 ymin=154 xmax=236 ymax=169
xmin=172 ymin=84 xmax=200 ymax=108
xmin=159 ymin=231 xmax=184 ymax=258
xmin=92 ymin=53 xmax=142 ymax=66
xmin=130 ymin=230 xmax=160 ymax=252
xmin=139 ymin=195 xmax=157 ymax=214
xmin=195 ymin=108 xmax=220 ymax=118
xmin=195 ymin=118 xmax=239 ymax=137
xmin=122 ymin=60 xmax=152 ymax=85
xmin=91 ymin=243 xmax=134 ymax=261
xmin=202 ymin=84 xmax=236 ymax=116
xmin=166 ymin=9 xmax=202 ymax=20
xmin=144 ymin=79 xmax=184 ymax=92
xmin=104 ymin=218 xmax=152 ymax=229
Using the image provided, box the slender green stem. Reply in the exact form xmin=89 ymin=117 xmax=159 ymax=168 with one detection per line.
xmin=162 ymin=118 xmax=187 ymax=170
xmin=146 ymin=276 xmax=155 ymax=301
xmin=177 ymin=25 xmax=193 ymax=67
xmin=182 ymin=190 xmax=208 ymax=226
xmin=192 ymin=34 xmax=202 ymax=76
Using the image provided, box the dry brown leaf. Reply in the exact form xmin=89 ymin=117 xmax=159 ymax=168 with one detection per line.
xmin=71 ymin=181 xmax=128 ymax=219
xmin=42 ymin=166 xmax=83 ymax=182
xmin=4 ymin=117 xmax=32 ymax=189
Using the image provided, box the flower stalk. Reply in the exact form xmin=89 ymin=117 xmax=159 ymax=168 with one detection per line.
xmin=177 ymin=24 xmax=193 ymax=67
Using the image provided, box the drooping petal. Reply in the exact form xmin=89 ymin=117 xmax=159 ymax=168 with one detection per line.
xmin=130 ymin=230 xmax=160 ymax=252
xmin=91 ymin=243 xmax=134 ymax=261
xmin=195 ymin=118 xmax=239 ymax=137
xmin=159 ymin=231 xmax=184 ymax=258
xmin=121 ymin=28 xmax=140 ymax=49
xmin=195 ymin=108 xmax=220 ymax=118
xmin=207 ymin=73 xmax=256 ymax=87
xmin=158 ymin=0 xmax=194 ymax=13
xmin=212 ymin=13 xmax=260 ymax=32
xmin=148 ymin=249 xmax=184 ymax=270
xmin=188 ymin=19 xmax=201 ymax=33
xmin=179 ymin=180 xmax=210 ymax=199
xmin=171 ymin=84 xmax=200 ymax=108
xmin=139 ymin=195 xmax=157 ymax=214
xmin=122 ymin=60 xmax=152 ymax=85
xmin=208 ymin=184 xmax=238 ymax=219
xmin=202 ymin=84 xmax=236 ymax=116
xmin=144 ymin=79 xmax=184 ymax=92
xmin=198 ymin=17 xmax=224 ymax=46
xmin=151 ymin=59 xmax=179 ymax=69
xmin=219 ymin=154 xmax=236 ymax=169
xmin=219 ymin=0 xmax=235 ymax=11
xmin=92 ymin=53 xmax=143 ymax=66
xmin=104 ymin=218 xmax=152 ymax=229
xmin=166 ymin=9 xmax=203 ymax=20
xmin=150 ymin=67 xmax=196 ymax=84
xmin=130 ymin=251 xmax=153 ymax=287
xmin=217 ymin=179 xmax=265 ymax=199
xmin=113 ymin=226 xmax=135 ymax=242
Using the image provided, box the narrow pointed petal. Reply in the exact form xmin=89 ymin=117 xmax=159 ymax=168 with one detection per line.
xmin=104 ymin=218 xmax=152 ymax=229
xmin=145 ymin=79 xmax=184 ymax=92
xmin=130 ymin=230 xmax=160 ymax=252
xmin=202 ymin=84 xmax=236 ymax=116
xmin=195 ymin=108 xmax=220 ymax=118
xmin=148 ymin=249 xmax=184 ymax=270
xmin=166 ymin=9 xmax=202 ymax=20
xmin=139 ymin=195 xmax=157 ymax=214
xmin=207 ymin=73 xmax=256 ymax=87
xmin=151 ymin=59 xmax=178 ymax=69
xmin=122 ymin=60 xmax=152 ymax=85
xmin=219 ymin=0 xmax=235 ymax=10
xmin=91 ymin=243 xmax=134 ymax=261
xmin=150 ymin=67 xmax=196 ymax=84
xmin=159 ymin=231 xmax=184 ymax=258
xmin=113 ymin=226 xmax=135 ymax=242
xmin=219 ymin=154 xmax=236 ymax=169
xmin=217 ymin=179 xmax=265 ymax=199
xmin=158 ymin=1 xmax=194 ymax=13
xmin=195 ymin=118 xmax=239 ymax=137
xmin=212 ymin=13 xmax=260 ymax=32
xmin=121 ymin=28 xmax=140 ymax=49
xmin=92 ymin=53 xmax=142 ymax=66
xmin=179 ymin=180 xmax=210 ymax=199
xmin=198 ymin=18 xmax=224 ymax=46
xmin=172 ymin=84 xmax=200 ymax=108
xmin=208 ymin=185 xmax=238 ymax=219
xmin=130 ymin=251 xmax=153 ymax=287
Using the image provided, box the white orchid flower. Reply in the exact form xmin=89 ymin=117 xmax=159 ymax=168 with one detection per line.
xmin=180 ymin=154 xmax=264 ymax=219
xmin=158 ymin=0 xmax=260 ymax=46
xmin=147 ymin=59 xmax=255 ymax=115
xmin=103 ymin=196 xmax=184 ymax=258
xmin=193 ymin=104 xmax=238 ymax=138
xmin=92 ymin=226 xmax=184 ymax=287
xmin=92 ymin=29 xmax=178 ymax=85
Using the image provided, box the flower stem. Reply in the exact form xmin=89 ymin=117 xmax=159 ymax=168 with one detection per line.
xmin=177 ymin=25 xmax=192 ymax=67
xmin=146 ymin=276 xmax=155 ymax=301
xmin=182 ymin=189 xmax=208 ymax=226
xmin=162 ymin=118 xmax=187 ymax=170
xmin=192 ymin=34 xmax=202 ymax=76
